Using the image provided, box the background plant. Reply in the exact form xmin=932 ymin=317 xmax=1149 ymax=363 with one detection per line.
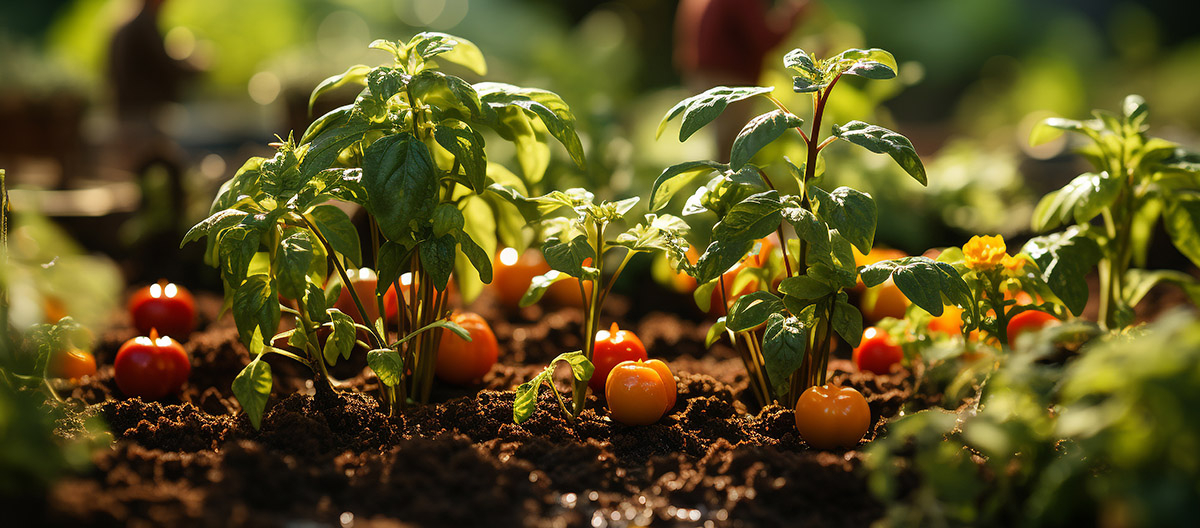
xmin=651 ymin=47 xmax=974 ymax=406
xmin=512 ymin=189 xmax=688 ymax=422
xmin=1026 ymin=95 xmax=1200 ymax=329
xmin=185 ymin=32 xmax=586 ymax=424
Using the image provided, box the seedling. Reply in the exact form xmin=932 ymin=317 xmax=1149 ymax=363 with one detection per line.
xmin=653 ymin=47 xmax=974 ymax=405
xmin=512 ymin=190 xmax=689 ymax=422
xmin=185 ymin=32 xmax=586 ymax=425
xmin=1027 ymin=95 xmax=1200 ymax=329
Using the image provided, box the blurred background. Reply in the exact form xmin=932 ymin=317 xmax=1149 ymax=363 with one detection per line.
xmin=2 ymin=0 xmax=1198 ymax=311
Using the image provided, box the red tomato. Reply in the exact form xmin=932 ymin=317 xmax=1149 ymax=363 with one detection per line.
xmin=114 ymin=329 xmax=191 ymax=399
xmin=491 ymin=248 xmax=551 ymax=309
xmin=793 ymin=384 xmax=871 ymax=449
xmin=1006 ymin=310 xmax=1060 ymax=347
xmin=589 ymin=323 xmax=648 ymax=393
xmin=49 ymin=347 xmax=97 ymax=381
xmin=435 ymin=312 xmax=499 ymax=385
xmin=129 ymin=280 xmax=196 ymax=340
xmin=605 ymin=360 xmax=670 ymax=425
xmin=853 ymin=327 xmax=903 ymax=375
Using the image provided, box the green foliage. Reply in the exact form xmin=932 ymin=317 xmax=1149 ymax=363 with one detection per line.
xmin=1028 ymin=95 xmax=1200 ymax=329
xmin=867 ymin=312 xmax=1200 ymax=527
xmin=513 ymin=351 xmax=593 ymax=424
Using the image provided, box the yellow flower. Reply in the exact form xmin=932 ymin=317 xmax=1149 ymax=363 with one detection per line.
xmin=963 ymin=235 xmax=1007 ymax=271
xmin=1000 ymin=254 xmax=1027 ymax=277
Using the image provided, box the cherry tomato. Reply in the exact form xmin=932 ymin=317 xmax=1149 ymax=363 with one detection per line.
xmin=928 ymin=305 xmax=964 ymax=336
xmin=860 ymin=278 xmax=910 ymax=322
xmin=49 ymin=347 xmax=97 ymax=380
xmin=793 ymin=384 xmax=871 ymax=449
xmin=1006 ymin=310 xmax=1060 ymax=347
xmin=491 ymin=248 xmax=551 ymax=309
xmin=605 ymin=360 xmax=670 ymax=425
xmin=589 ymin=323 xmax=648 ymax=393
xmin=435 ymin=312 xmax=499 ymax=385
xmin=853 ymin=327 xmax=903 ymax=375
xmin=114 ymin=329 xmax=190 ymax=399
xmin=129 ymin=280 xmax=196 ymax=339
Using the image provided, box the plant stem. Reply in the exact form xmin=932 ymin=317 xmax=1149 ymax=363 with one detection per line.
xmin=573 ymin=220 xmax=606 ymax=417
xmin=302 ymin=214 xmax=385 ymax=349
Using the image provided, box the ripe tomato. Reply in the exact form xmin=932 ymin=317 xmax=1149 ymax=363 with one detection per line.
xmin=491 ymin=248 xmax=551 ymax=309
xmin=1006 ymin=310 xmax=1060 ymax=347
xmin=860 ymin=277 xmax=909 ymax=322
xmin=114 ymin=329 xmax=190 ymax=399
xmin=435 ymin=312 xmax=499 ymax=385
xmin=334 ymin=268 xmax=380 ymax=326
xmin=589 ymin=323 xmax=648 ymax=393
xmin=129 ymin=280 xmax=196 ymax=339
xmin=645 ymin=358 xmax=677 ymax=410
xmin=928 ymin=305 xmax=964 ymax=336
xmin=793 ymin=384 xmax=871 ymax=449
xmin=853 ymin=327 xmax=903 ymax=375
xmin=605 ymin=360 xmax=671 ymax=425
xmin=49 ymin=347 xmax=97 ymax=380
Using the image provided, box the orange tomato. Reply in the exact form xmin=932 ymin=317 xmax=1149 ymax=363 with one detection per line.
xmin=644 ymin=358 xmax=677 ymax=411
xmin=435 ymin=312 xmax=499 ymax=385
xmin=860 ymin=278 xmax=909 ymax=322
xmin=49 ymin=347 xmax=97 ymax=381
xmin=928 ymin=305 xmax=964 ymax=336
xmin=793 ymin=384 xmax=871 ymax=450
xmin=590 ymin=323 xmax=648 ymax=393
xmin=334 ymin=268 xmax=380 ymax=326
xmin=605 ymin=360 xmax=671 ymax=425
xmin=491 ymin=248 xmax=551 ymax=309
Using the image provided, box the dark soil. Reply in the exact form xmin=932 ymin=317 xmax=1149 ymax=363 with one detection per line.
xmin=25 ymin=288 xmax=917 ymax=527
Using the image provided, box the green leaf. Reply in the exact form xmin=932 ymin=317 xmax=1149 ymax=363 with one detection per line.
xmin=410 ymin=70 xmax=486 ymax=120
xmin=232 ymin=355 xmax=272 ymax=430
xmin=309 ymin=64 xmax=370 ymax=115
xmin=324 ymin=308 xmax=356 ymax=365
xmin=781 ymin=202 xmax=830 ymax=257
xmin=419 ymin=234 xmax=457 ymax=291
xmin=361 ymin=134 xmax=440 ymax=242
xmin=1165 ymin=194 xmax=1200 ymax=268
xmin=367 ymin=349 xmax=404 ymax=387
xmin=783 ymin=48 xmax=822 ymax=92
xmin=305 ymin=282 xmax=331 ymax=324
xmin=409 ymin=32 xmax=487 ymax=75
xmin=433 ymin=120 xmax=488 ymax=191
xmin=1123 ymin=269 xmax=1200 ymax=308
xmin=375 ymin=241 xmax=411 ymax=296
xmin=695 ymin=191 xmax=784 ymax=283
xmin=520 ymin=270 xmax=573 ymax=307
xmin=275 ymin=228 xmax=315 ymax=301
xmin=1031 ymin=172 xmax=1121 ymax=231
xmin=657 ymin=86 xmax=774 ymax=141
xmin=648 ymin=160 xmax=728 ymax=212
xmin=216 ymin=224 xmax=263 ymax=289
xmin=475 ymin=82 xmax=586 ymax=169
xmin=727 ymin=291 xmax=785 ymax=332
xmin=182 ymin=209 xmax=249 ymax=248
xmin=705 ymin=317 xmax=729 ymax=347
xmin=809 ymin=186 xmax=877 ymax=254
xmin=832 ymin=121 xmax=927 ymax=185
xmin=543 ymin=234 xmax=596 ymax=278
xmin=761 ymin=313 xmax=809 ymax=399
xmin=300 ymin=112 xmax=382 ymax=179
xmin=831 ymin=48 xmax=898 ymax=80
xmin=614 ymin=214 xmax=690 ymax=253
xmin=778 ymin=275 xmax=836 ymax=300
xmin=1028 ymin=117 xmax=1100 ymax=147
xmin=832 ymin=296 xmax=863 ymax=347
xmin=859 ymin=257 xmax=972 ymax=317
xmin=1021 ymin=227 xmax=1102 ymax=316
xmin=430 ymin=204 xmax=465 ymax=238
xmin=729 ymin=110 xmax=804 ymax=170
xmin=513 ymin=351 xmax=593 ymax=424
xmin=305 ymin=205 xmax=361 ymax=268
xmin=232 ymin=276 xmax=280 ymax=347
xmin=454 ymin=229 xmax=493 ymax=283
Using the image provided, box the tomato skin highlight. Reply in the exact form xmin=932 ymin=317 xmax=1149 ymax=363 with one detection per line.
xmin=853 ymin=327 xmax=904 ymax=375
xmin=1006 ymin=310 xmax=1060 ymax=347
xmin=793 ymin=384 xmax=871 ymax=449
xmin=605 ymin=360 xmax=670 ymax=425
xmin=589 ymin=323 xmax=648 ymax=393
xmin=49 ymin=347 xmax=97 ymax=380
xmin=129 ymin=280 xmax=196 ymax=340
xmin=435 ymin=312 xmax=499 ymax=385
xmin=114 ymin=330 xmax=191 ymax=399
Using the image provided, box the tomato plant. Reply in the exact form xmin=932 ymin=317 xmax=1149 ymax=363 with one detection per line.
xmin=1026 ymin=95 xmax=1200 ymax=329
xmin=653 ymin=46 xmax=973 ymax=406
xmin=114 ymin=329 xmax=191 ymax=399
xmin=129 ymin=280 xmax=196 ymax=339
xmin=853 ymin=327 xmax=903 ymax=374
xmin=434 ymin=311 xmax=497 ymax=385
xmin=1006 ymin=310 xmax=1060 ymax=347
xmin=605 ymin=359 xmax=673 ymax=426
xmin=793 ymin=384 xmax=871 ymax=449
xmin=185 ymin=32 xmax=582 ymax=425
xmin=589 ymin=323 xmax=648 ymax=393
